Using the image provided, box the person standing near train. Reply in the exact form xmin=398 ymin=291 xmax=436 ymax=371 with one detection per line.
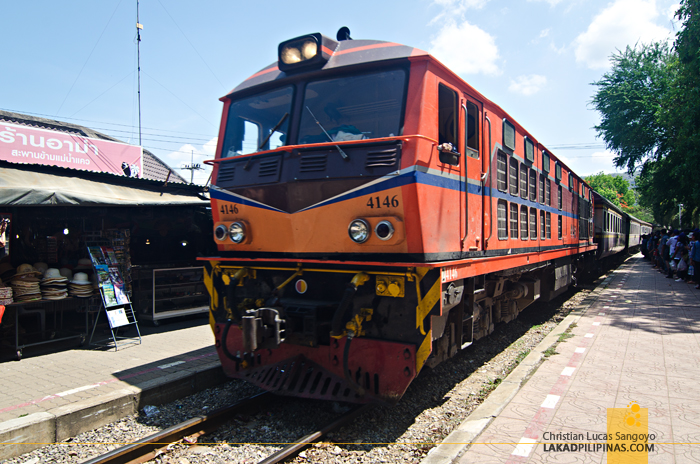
xmin=689 ymin=231 xmax=700 ymax=288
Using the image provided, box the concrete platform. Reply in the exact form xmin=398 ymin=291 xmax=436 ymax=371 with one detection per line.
xmin=423 ymin=253 xmax=700 ymax=463
xmin=0 ymin=317 xmax=226 ymax=460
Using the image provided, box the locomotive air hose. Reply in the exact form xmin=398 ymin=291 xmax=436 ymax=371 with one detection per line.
xmin=331 ymin=286 xmax=358 ymax=337
xmin=221 ymin=319 xmax=242 ymax=365
xmin=343 ymin=334 xmax=366 ymax=397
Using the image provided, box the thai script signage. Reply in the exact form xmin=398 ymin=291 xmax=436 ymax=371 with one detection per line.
xmin=0 ymin=122 xmax=142 ymax=178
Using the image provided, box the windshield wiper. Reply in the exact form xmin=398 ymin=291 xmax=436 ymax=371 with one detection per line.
xmin=305 ymin=106 xmax=349 ymax=160
xmin=244 ymin=112 xmax=290 ymax=171
xmin=257 ymin=112 xmax=289 ymax=151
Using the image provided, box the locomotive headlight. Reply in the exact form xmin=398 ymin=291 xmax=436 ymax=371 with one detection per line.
xmin=229 ymin=222 xmax=246 ymax=243
xmin=301 ymin=40 xmax=317 ymax=59
xmin=374 ymin=220 xmax=395 ymax=241
xmin=214 ymin=225 xmax=228 ymax=241
xmin=280 ymin=45 xmax=302 ymax=64
xmin=348 ymin=219 xmax=370 ymax=243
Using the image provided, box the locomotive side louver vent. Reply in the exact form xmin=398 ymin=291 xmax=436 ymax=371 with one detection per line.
xmin=300 ymin=154 xmax=327 ymax=173
xmin=366 ymin=148 xmax=398 ymax=168
xmin=217 ymin=165 xmax=235 ymax=183
xmin=259 ymin=158 xmax=281 ymax=177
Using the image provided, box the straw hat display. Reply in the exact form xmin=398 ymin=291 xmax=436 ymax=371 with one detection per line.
xmin=40 ymin=268 xmax=68 ymax=300
xmin=10 ymin=265 xmax=42 ymax=302
xmin=59 ymin=268 xmax=73 ymax=281
xmin=69 ymin=272 xmax=93 ymax=297
xmin=33 ymin=262 xmax=49 ymax=276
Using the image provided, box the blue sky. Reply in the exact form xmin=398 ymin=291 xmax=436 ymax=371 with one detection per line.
xmin=0 ymin=0 xmax=680 ymax=184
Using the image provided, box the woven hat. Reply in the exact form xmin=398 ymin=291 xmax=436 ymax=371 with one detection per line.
xmin=33 ymin=262 xmax=49 ymax=275
xmin=59 ymin=268 xmax=73 ymax=280
xmin=15 ymin=263 xmax=42 ymax=277
xmin=72 ymin=272 xmax=90 ymax=284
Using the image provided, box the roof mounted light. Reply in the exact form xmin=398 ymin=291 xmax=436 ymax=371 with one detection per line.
xmin=278 ymin=33 xmax=336 ymax=73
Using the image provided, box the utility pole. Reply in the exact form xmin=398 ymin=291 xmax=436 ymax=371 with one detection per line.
xmin=136 ymin=0 xmax=143 ymax=146
xmin=182 ymin=150 xmax=203 ymax=184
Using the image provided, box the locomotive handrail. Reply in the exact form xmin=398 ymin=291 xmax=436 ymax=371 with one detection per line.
xmin=484 ymin=115 xmax=493 ymax=248
xmin=203 ymin=134 xmax=438 ymax=165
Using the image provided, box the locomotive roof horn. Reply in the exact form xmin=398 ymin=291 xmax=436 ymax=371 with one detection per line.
xmin=337 ymin=26 xmax=352 ymax=41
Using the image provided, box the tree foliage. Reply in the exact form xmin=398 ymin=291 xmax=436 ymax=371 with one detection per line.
xmin=584 ymin=172 xmax=635 ymax=209
xmin=591 ymin=0 xmax=700 ymax=226
xmin=590 ymin=43 xmax=673 ymax=173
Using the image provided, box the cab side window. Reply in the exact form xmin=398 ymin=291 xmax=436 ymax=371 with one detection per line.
xmin=439 ymin=84 xmax=458 ymax=148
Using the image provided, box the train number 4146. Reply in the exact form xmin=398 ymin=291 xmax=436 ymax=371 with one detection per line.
xmin=220 ymin=204 xmax=239 ymax=215
xmin=367 ymin=195 xmax=399 ymax=209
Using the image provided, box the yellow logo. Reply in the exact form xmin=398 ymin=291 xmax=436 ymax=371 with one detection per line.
xmin=606 ymin=401 xmax=651 ymax=463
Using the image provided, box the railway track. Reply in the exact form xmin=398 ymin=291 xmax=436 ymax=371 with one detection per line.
xmin=82 ymin=392 xmax=373 ymax=464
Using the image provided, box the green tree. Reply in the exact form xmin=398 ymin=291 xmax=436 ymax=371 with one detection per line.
xmin=590 ymin=0 xmax=700 ymax=226
xmin=590 ymin=43 xmax=674 ymax=173
xmin=585 ymin=172 xmax=636 ymax=209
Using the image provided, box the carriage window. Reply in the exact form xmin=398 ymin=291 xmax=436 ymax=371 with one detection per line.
xmin=497 ymin=152 xmax=507 ymax=192
xmin=509 ymin=158 xmax=519 ymax=196
xmin=520 ymin=205 xmax=528 ymax=240
xmin=558 ymin=185 xmax=563 ymax=210
xmin=503 ymin=119 xmax=516 ymax=151
xmin=438 ymin=84 xmax=458 ymax=147
xmin=546 ymin=179 xmax=551 ymax=206
xmin=539 ymin=173 xmax=545 ymax=204
xmin=510 ymin=203 xmax=518 ymax=239
xmin=497 ymin=201 xmax=508 ymax=240
xmin=542 ymin=150 xmax=550 ymax=173
xmin=569 ymin=172 xmax=574 ymax=191
xmin=466 ymin=101 xmax=479 ymax=155
xmin=524 ymin=136 xmax=534 ymax=162
xmin=540 ymin=210 xmax=546 ymax=238
xmin=558 ymin=215 xmax=563 ymax=239
xmin=546 ymin=212 xmax=551 ymax=238
xmin=520 ymin=164 xmax=528 ymax=199
xmin=555 ymin=162 xmax=562 ymax=181
xmin=530 ymin=208 xmax=537 ymax=239
xmin=529 ymin=169 xmax=537 ymax=201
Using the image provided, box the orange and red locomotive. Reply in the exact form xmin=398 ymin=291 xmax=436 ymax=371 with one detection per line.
xmin=201 ymin=29 xmax=598 ymax=403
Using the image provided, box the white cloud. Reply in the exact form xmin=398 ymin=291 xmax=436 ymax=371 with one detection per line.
xmin=429 ymin=0 xmax=490 ymax=24
xmin=509 ymin=75 xmax=548 ymax=96
xmin=573 ymin=0 xmax=673 ymax=69
xmin=528 ymin=0 xmax=564 ymax=6
xmin=540 ymin=29 xmax=550 ymax=38
xmin=166 ymin=137 xmax=217 ymax=185
xmin=429 ymin=20 xmax=501 ymax=76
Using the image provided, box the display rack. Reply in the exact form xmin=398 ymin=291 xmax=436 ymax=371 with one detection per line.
xmin=146 ymin=266 xmax=208 ymax=324
xmin=85 ymin=244 xmax=141 ymax=350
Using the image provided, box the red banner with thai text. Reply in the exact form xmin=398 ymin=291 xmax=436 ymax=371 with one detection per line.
xmin=0 ymin=122 xmax=143 ymax=178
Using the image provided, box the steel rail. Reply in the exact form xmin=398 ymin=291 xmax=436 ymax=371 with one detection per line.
xmin=257 ymin=402 xmax=374 ymax=464
xmin=82 ymin=392 xmax=271 ymax=464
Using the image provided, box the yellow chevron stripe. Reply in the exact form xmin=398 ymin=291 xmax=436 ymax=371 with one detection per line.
xmin=416 ymin=329 xmax=432 ymax=373
xmin=416 ymin=277 xmax=440 ymax=335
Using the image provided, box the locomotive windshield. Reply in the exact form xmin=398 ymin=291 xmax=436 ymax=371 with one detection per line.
xmin=220 ymin=69 xmax=406 ymax=158
xmin=221 ymin=86 xmax=293 ymax=158
xmin=298 ymin=69 xmax=406 ymax=144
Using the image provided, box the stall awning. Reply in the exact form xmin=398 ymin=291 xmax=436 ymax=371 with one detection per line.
xmin=0 ymin=166 xmax=209 ymax=206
